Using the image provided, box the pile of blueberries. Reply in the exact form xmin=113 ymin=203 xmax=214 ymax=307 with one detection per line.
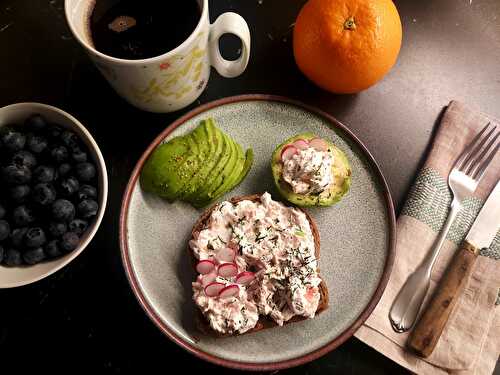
xmin=0 ymin=114 xmax=99 ymax=266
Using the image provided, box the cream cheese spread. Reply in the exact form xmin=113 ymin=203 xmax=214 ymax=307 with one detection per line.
xmin=282 ymin=147 xmax=333 ymax=194
xmin=191 ymin=193 xmax=322 ymax=334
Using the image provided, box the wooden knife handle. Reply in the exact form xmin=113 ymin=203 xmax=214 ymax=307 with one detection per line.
xmin=408 ymin=241 xmax=479 ymax=357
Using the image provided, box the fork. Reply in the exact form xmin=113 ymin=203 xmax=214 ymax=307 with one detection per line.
xmin=389 ymin=122 xmax=499 ymax=333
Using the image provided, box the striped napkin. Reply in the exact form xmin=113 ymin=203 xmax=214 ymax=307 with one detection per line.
xmin=355 ymin=101 xmax=500 ymax=375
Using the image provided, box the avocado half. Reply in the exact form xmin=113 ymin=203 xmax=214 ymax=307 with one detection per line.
xmin=140 ymin=118 xmax=253 ymax=208
xmin=271 ymin=132 xmax=351 ymax=207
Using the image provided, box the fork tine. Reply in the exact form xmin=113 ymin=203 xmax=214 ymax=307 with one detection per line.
xmin=455 ymin=123 xmax=490 ymax=170
xmin=472 ymin=141 xmax=499 ymax=182
xmin=460 ymin=124 xmax=496 ymax=171
xmin=468 ymin=129 xmax=499 ymax=175
xmin=466 ymin=128 xmax=499 ymax=175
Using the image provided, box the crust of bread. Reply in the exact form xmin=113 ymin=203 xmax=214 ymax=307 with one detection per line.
xmin=189 ymin=194 xmax=329 ymax=337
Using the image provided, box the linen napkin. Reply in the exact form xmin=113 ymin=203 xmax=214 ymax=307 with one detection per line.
xmin=355 ymin=101 xmax=500 ymax=375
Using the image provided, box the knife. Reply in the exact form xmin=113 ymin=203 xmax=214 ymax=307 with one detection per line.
xmin=408 ymin=180 xmax=500 ymax=357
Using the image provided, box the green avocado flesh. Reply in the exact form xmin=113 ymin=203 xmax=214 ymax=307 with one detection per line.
xmin=178 ymin=120 xmax=218 ymax=201
xmin=140 ymin=118 xmax=253 ymax=208
xmin=190 ymin=124 xmax=235 ymax=206
xmin=271 ymin=133 xmax=351 ymax=207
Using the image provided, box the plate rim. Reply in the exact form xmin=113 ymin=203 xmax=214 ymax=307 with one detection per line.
xmin=119 ymin=94 xmax=396 ymax=371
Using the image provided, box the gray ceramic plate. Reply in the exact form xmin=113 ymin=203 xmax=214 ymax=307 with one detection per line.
xmin=120 ymin=95 xmax=395 ymax=371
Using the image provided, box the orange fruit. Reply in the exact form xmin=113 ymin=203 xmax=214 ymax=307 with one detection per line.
xmin=293 ymin=0 xmax=402 ymax=94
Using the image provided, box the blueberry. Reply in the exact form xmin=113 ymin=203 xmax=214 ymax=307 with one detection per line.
xmin=25 ymin=114 xmax=47 ymax=132
xmin=51 ymin=145 xmax=68 ymax=163
xmin=69 ymin=219 xmax=88 ymax=236
xmin=58 ymin=163 xmax=72 ymax=177
xmin=10 ymin=184 xmax=30 ymax=203
xmin=0 ymin=220 xmax=10 ymax=241
xmin=60 ymin=177 xmax=79 ymax=197
xmin=72 ymin=148 xmax=87 ymax=163
xmin=26 ymin=134 xmax=48 ymax=154
xmin=2 ymin=130 xmax=26 ymax=153
xmin=76 ymin=162 xmax=96 ymax=182
xmin=33 ymin=165 xmax=56 ymax=183
xmin=24 ymin=227 xmax=46 ymax=248
xmin=78 ymin=199 xmax=98 ymax=219
xmin=0 ymin=204 xmax=5 ymax=219
xmin=11 ymin=150 xmax=37 ymax=169
xmin=48 ymin=221 xmax=67 ymax=237
xmin=3 ymin=164 xmax=32 ymax=185
xmin=32 ymin=183 xmax=56 ymax=206
xmin=52 ymin=199 xmax=75 ymax=222
xmin=77 ymin=185 xmax=97 ymax=201
xmin=4 ymin=248 xmax=22 ymax=266
xmin=11 ymin=227 xmax=28 ymax=248
xmin=0 ymin=245 xmax=4 ymax=263
xmin=44 ymin=240 xmax=61 ymax=258
xmin=61 ymin=130 xmax=80 ymax=149
xmin=23 ymin=247 xmax=45 ymax=265
xmin=60 ymin=232 xmax=79 ymax=253
xmin=48 ymin=125 xmax=63 ymax=140
xmin=13 ymin=205 xmax=35 ymax=226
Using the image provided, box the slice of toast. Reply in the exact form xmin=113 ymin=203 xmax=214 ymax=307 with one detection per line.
xmin=188 ymin=194 xmax=329 ymax=337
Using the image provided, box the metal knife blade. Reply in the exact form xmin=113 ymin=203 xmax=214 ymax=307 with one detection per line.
xmin=465 ymin=180 xmax=500 ymax=249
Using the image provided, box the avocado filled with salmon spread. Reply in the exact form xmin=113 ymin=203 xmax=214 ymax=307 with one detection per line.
xmin=140 ymin=118 xmax=253 ymax=208
xmin=271 ymin=133 xmax=351 ymax=207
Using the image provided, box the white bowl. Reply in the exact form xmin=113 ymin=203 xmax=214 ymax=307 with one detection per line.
xmin=0 ymin=103 xmax=108 ymax=288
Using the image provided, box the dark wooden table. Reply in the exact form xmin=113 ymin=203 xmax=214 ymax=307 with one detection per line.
xmin=1 ymin=0 xmax=499 ymax=373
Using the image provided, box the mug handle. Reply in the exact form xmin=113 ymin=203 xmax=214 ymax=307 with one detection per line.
xmin=209 ymin=12 xmax=251 ymax=78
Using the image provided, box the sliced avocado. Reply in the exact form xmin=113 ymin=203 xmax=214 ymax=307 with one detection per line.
xmin=202 ymin=148 xmax=254 ymax=207
xmin=208 ymin=137 xmax=246 ymax=201
xmin=141 ymin=133 xmax=202 ymax=202
xmin=199 ymin=129 xmax=239 ymax=202
xmin=178 ymin=120 xmax=219 ymax=200
xmin=140 ymin=136 xmax=193 ymax=199
xmin=141 ymin=118 xmax=254 ymax=208
xmin=271 ymin=133 xmax=351 ymax=207
xmin=190 ymin=125 xmax=234 ymax=205
xmin=165 ymin=133 xmax=203 ymax=201
xmin=234 ymin=148 xmax=254 ymax=189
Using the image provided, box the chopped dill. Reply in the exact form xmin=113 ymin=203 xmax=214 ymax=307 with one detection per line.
xmin=295 ymin=229 xmax=305 ymax=237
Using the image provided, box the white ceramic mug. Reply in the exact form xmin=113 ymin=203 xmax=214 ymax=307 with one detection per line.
xmin=65 ymin=0 xmax=251 ymax=113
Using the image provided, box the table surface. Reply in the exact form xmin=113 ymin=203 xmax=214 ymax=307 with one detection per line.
xmin=1 ymin=0 xmax=499 ymax=373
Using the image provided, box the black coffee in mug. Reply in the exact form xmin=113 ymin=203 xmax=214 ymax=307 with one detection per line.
xmin=90 ymin=0 xmax=201 ymax=60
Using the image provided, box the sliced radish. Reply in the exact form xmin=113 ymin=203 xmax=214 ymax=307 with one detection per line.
xmin=204 ymin=282 xmax=225 ymax=297
xmin=218 ymin=263 xmax=238 ymax=278
xmin=216 ymin=247 xmax=235 ymax=263
xmin=305 ymin=286 xmax=317 ymax=301
xmin=196 ymin=259 xmax=216 ymax=275
xmin=219 ymin=284 xmax=239 ymax=299
xmin=235 ymin=271 xmax=256 ymax=285
xmin=293 ymin=139 xmax=309 ymax=150
xmin=309 ymin=138 xmax=329 ymax=152
xmin=281 ymin=145 xmax=298 ymax=162
xmin=201 ymin=272 xmax=217 ymax=286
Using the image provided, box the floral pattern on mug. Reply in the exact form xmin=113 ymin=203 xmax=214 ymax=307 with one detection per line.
xmin=131 ymin=33 xmax=207 ymax=103
xmin=159 ymin=62 xmax=171 ymax=70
